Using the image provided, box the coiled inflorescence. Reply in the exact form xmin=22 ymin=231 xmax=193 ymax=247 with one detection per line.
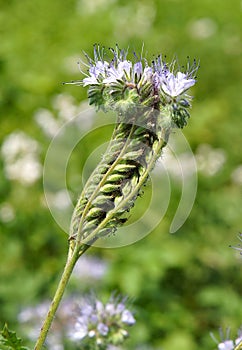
xmin=68 ymin=45 xmax=199 ymax=249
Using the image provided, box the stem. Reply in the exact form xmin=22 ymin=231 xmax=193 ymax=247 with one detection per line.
xmin=34 ymin=244 xmax=88 ymax=350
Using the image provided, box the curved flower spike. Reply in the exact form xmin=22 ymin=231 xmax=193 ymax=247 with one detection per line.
xmin=68 ymin=45 xmax=199 ymax=252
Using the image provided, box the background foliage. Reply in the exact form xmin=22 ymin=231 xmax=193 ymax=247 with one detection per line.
xmin=0 ymin=0 xmax=242 ymax=349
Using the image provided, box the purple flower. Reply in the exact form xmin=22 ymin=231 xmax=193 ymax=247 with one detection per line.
xmin=103 ymin=60 xmax=132 ymax=83
xmin=115 ymin=302 xmax=126 ymax=314
xmin=83 ymin=60 xmax=109 ymax=86
xmin=121 ymin=309 xmax=136 ymax=325
xmin=160 ymin=71 xmax=196 ymax=97
xmin=69 ymin=294 xmax=136 ymax=346
xmin=97 ymin=322 xmax=109 ymax=336
xmin=133 ymin=61 xmax=143 ymax=76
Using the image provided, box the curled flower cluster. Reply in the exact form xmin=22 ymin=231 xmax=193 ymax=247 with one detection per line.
xmin=69 ymin=295 xmax=135 ymax=348
xmin=68 ymin=45 xmax=199 ymax=247
xmin=68 ymin=45 xmax=199 ymax=129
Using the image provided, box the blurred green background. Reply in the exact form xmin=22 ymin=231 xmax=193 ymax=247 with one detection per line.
xmin=0 ymin=0 xmax=242 ymax=349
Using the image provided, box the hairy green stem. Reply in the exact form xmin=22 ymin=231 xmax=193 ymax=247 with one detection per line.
xmin=33 ymin=244 xmax=88 ymax=350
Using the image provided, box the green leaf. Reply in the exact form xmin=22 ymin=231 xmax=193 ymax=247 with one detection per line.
xmin=0 ymin=324 xmax=30 ymax=350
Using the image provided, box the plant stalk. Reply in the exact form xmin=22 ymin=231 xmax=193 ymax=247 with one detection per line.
xmin=33 ymin=244 xmax=88 ymax=350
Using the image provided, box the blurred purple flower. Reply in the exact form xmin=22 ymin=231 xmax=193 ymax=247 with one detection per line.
xmin=69 ymin=294 xmax=136 ymax=347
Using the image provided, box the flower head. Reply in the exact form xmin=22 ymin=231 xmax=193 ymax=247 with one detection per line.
xmin=76 ymin=45 xmax=198 ymax=99
xmin=68 ymin=45 xmax=199 ymax=128
xmin=152 ymin=55 xmax=198 ymax=98
xmin=68 ymin=294 xmax=136 ymax=347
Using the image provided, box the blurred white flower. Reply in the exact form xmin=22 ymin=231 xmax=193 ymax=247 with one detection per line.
xmin=34 ymin=94 xmax=95 ymax=140
xmin=34 ymin=108 xmax=60 ymax=138
xmin=231 ymin=165 xmax=242 ymax=185
xmin=187 ymin=17 xmax=217 ymax=39
xmin=195 ymin=144 xmax=226 ymax=176
xmin=1 ymin=131 xmax=42 ymax=185
xmin=52 ymin=93 xmax=78 ymax=121
xmin=5 ymin=157 xmax=42 ymax=184
xmin=49 ymin=93 xmax=96 ymax=131
xmin=0 ymin=202 xmax=15 ymax=223
xmin=76 ymin=0 xmax=116 ymax=14
xmin=1 ymin=131 xmax=39 ymax=162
